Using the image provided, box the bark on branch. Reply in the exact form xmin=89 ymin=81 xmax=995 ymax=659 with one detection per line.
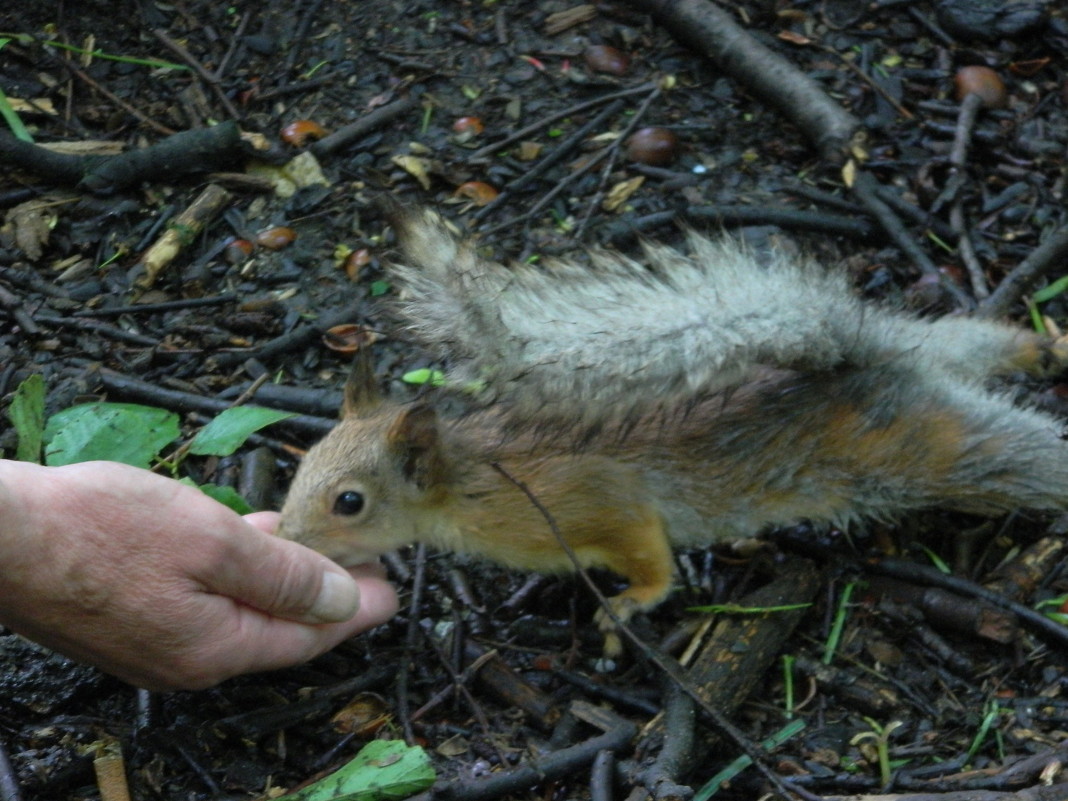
xmin=0 ymin=121 xmax=245 ymax=194
xmin=622 ymin=0 xmax=860 ymax=163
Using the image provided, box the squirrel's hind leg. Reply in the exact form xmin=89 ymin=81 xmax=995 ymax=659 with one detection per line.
xmin=585 ymin=509 xmax=675 ymax=657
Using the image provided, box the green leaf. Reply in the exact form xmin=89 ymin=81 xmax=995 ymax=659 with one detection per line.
xmin=188 ymin=406 xmax=297 ymax=457
xmin=8 ymin=374 xmax=46 ymax=462
xmin=275 ymin=740 xmax=435 ymax=801
xmin=693 ymin=719 xmax=806 ymax=801
xmin=920 ymin=545 xmax=951 ymax=574
xmin=0 ymin=39 xmax=33 ymax=143
xmin=188 ymin=481 xmax=254 ymax=514
xmin=687 ymin=601 xmax=812 ymax=614
xmin=1032 ymin=274 xmax=1068 ymax=304
xmin=402 ymin=368 xmax=445 ymax=387
xmin=43 ymin=403 xmax=180 ymax=468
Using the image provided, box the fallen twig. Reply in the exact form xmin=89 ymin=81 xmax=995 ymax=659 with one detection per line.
xmin=466 ymin=82 xmax=659 ymax=162
xmin=603 ymin=203 xmax=875 ymax=244
xmin=210 ymin=297 xmax=367 ymax=369
xmin=408 ymin=702 xmax=637 ymax=801
xmin=866 ymin=557 xmax=1068 ymax=648
xmin=0 ymin=735 xmax=24 ymax=801
xmin=137 ymin=184 xmax=233 ymax=287
xmin=151 ymin=27 xmax=241 ymax=120
xmin=310 ymin=97 xmax=418 ymax=157
xmin=472 ymin=98 xmax=627 ymax=221
xmin=940 ymin=92 xmax=990 ymax=298
xmin=621 ymin=0 xmax=859 ymax=162
xmin=979 ymin=222 xmax=1068 ymax=318
xmin=31 ymin=313 xmax=159 ymax=347
xmin=481 ymin=86 xmax=662 ymax=236
xmin=90 ymin=367 xmax=335 ymax=436
xmin=74 ymin=293 xmax=238 ymax=317
xmin=852 ymin=171 xmax=975 ymax=309
xmin=56 ymin=58 xmax=175 ymax=136
xmin=0 ymin=123 xmax=246 ymax=194
xmin=825 ymin=786 xmax=1068 ymax=801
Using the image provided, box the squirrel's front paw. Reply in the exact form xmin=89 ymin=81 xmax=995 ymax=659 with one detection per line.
xmin=1025 ymin=334 xmax=1068 ymax=377
xmin=1050 ymin=336 xmax=1068 ymax=374
xmin=594 ymin=595 xmax=645 ymax=658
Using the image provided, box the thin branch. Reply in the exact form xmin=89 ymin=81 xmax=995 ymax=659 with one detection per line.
xmin=979 ymin=223 xmax=1068 ymax=318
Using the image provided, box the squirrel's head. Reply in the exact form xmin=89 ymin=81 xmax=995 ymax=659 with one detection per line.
xmin=277 ymin=353 xmax=451 ymax=566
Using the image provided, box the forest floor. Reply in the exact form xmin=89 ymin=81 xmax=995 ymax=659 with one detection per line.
xmin=2 ymin=1 xmax=1068 ymax=799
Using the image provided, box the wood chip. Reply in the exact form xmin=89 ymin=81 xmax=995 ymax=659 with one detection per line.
xmin=544 ymin=4 xmax=597 ymax=35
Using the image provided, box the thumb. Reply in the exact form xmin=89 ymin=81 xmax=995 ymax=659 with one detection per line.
xmin=208 ymin=520 xmax=362 ymax=624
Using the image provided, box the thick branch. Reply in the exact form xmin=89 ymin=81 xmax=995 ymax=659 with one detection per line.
xmin=0 ymin=122 xmax=245 ymax=194
xmin=622 ymin=0 xmax=859 ymax=162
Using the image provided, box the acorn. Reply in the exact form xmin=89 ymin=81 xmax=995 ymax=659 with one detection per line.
xmin=584 ymin=45 xmax=630 ymax=76
xmin=452 ymin=116 xmax=485 ymax=135
xmin=222 ymin=238 xmax=254 ymax=265
xmin=625 ymin=127 xmax=679 ymax=166
xmin=322 ymin=324 xmax=377 ymax=354
xmin=954 ymin=66 xmax=1007 ymax=109
xmin=280 ymin=120 xmax=328 ymax=147
xmin=343 ymin=248 xmax=372 ymax=281
xmin=255 ymin=226 xmax=298 ymax=250
xmin=453 ymin=181 xmax=499 ymax=206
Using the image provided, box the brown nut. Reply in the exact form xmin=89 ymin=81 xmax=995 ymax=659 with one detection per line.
xmin=584 ymin=45 xmax=630 ymax=76
xmin=452 ymin=116 xmax=485 ymax=135
xmin=322 ymin=324 xmax=378 ymax=354
xmin=222 ymin=237 xmax=254 ymax=265
xmin=343 ymin=248 xmax=372 ymax=280
xmin=625 ymin=127 xmax=679 ymax=166
xmin=453 ymin=181 xmax=499 ymax=206
xmin=255 ymin=226 xmax=298 ymax=250
xmin=280 ymin=120 xmax=328 ymax=147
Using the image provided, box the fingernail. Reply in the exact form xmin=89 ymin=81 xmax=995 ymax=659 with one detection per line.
xmin=310 ymin=569 xmax=361 ymax=623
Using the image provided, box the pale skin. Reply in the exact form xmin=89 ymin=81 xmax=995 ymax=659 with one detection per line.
xmin=0 ymin=459 xmax=399 ymax=691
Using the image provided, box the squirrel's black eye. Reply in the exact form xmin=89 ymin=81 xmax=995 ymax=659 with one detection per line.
xmin=333 ymin=491 xmax=365 ymax=516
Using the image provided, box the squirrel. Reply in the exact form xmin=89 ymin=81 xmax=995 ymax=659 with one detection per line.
xmin=277 ymin=204 xmax=1068 ymax=653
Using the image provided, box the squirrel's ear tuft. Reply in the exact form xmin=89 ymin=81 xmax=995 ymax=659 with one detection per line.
xmin=386 ymin=404 xmax=446 ymax=488
xmin=343 ymin=348 xmax=382 ymax=418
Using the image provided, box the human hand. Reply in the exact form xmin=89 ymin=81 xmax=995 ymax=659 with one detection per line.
xmin=0 ymin=460 xmax=399 ymax=690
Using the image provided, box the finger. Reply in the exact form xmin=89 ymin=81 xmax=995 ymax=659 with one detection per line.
xmin=207 ymin=524 xmax=364 ymax=624
xmin=244 ymin=511 xmax=280 ymax=534
xmin=190 ymin=576 xmax=399 ymax=689
xmin=346 ymin=571 xmax=399 ymax=629
xmin=348 ymin=561 xmax=388 ymax=580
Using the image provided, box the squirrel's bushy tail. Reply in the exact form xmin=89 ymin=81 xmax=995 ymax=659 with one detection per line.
xmin=384 ymin=207 xmax=1047 ymax=429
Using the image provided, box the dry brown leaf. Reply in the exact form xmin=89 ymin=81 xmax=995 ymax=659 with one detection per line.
xmin=602 ymin=176 xmax=645 ymax=212
xmin=435 ymin=734 xmax=470 ymax=757
xmin=5 ymin=201 xmax=56 ymax=261
xmin=391 ymin=154 xmax=433 ymax=190
xmin=518 ymin=141 xmax=543 ymax=161
xmin=40 ymin=140 xmax=124 ymax=156
xmin=777 ymin=30 xmax=813 ymax=46
xmin=841 ymin=158 xmax=857 ymax=188
xmin=247 ymin=151 xmax=330 ymax=198
xmin=329 ymin=692 xmax=391 ymax=736
xmin=7 ymin=97 xmax=57 ymax=115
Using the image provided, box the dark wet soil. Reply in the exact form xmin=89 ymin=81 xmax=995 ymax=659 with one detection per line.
xmin=2 ymin=1 xmax=1068 ymax=799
